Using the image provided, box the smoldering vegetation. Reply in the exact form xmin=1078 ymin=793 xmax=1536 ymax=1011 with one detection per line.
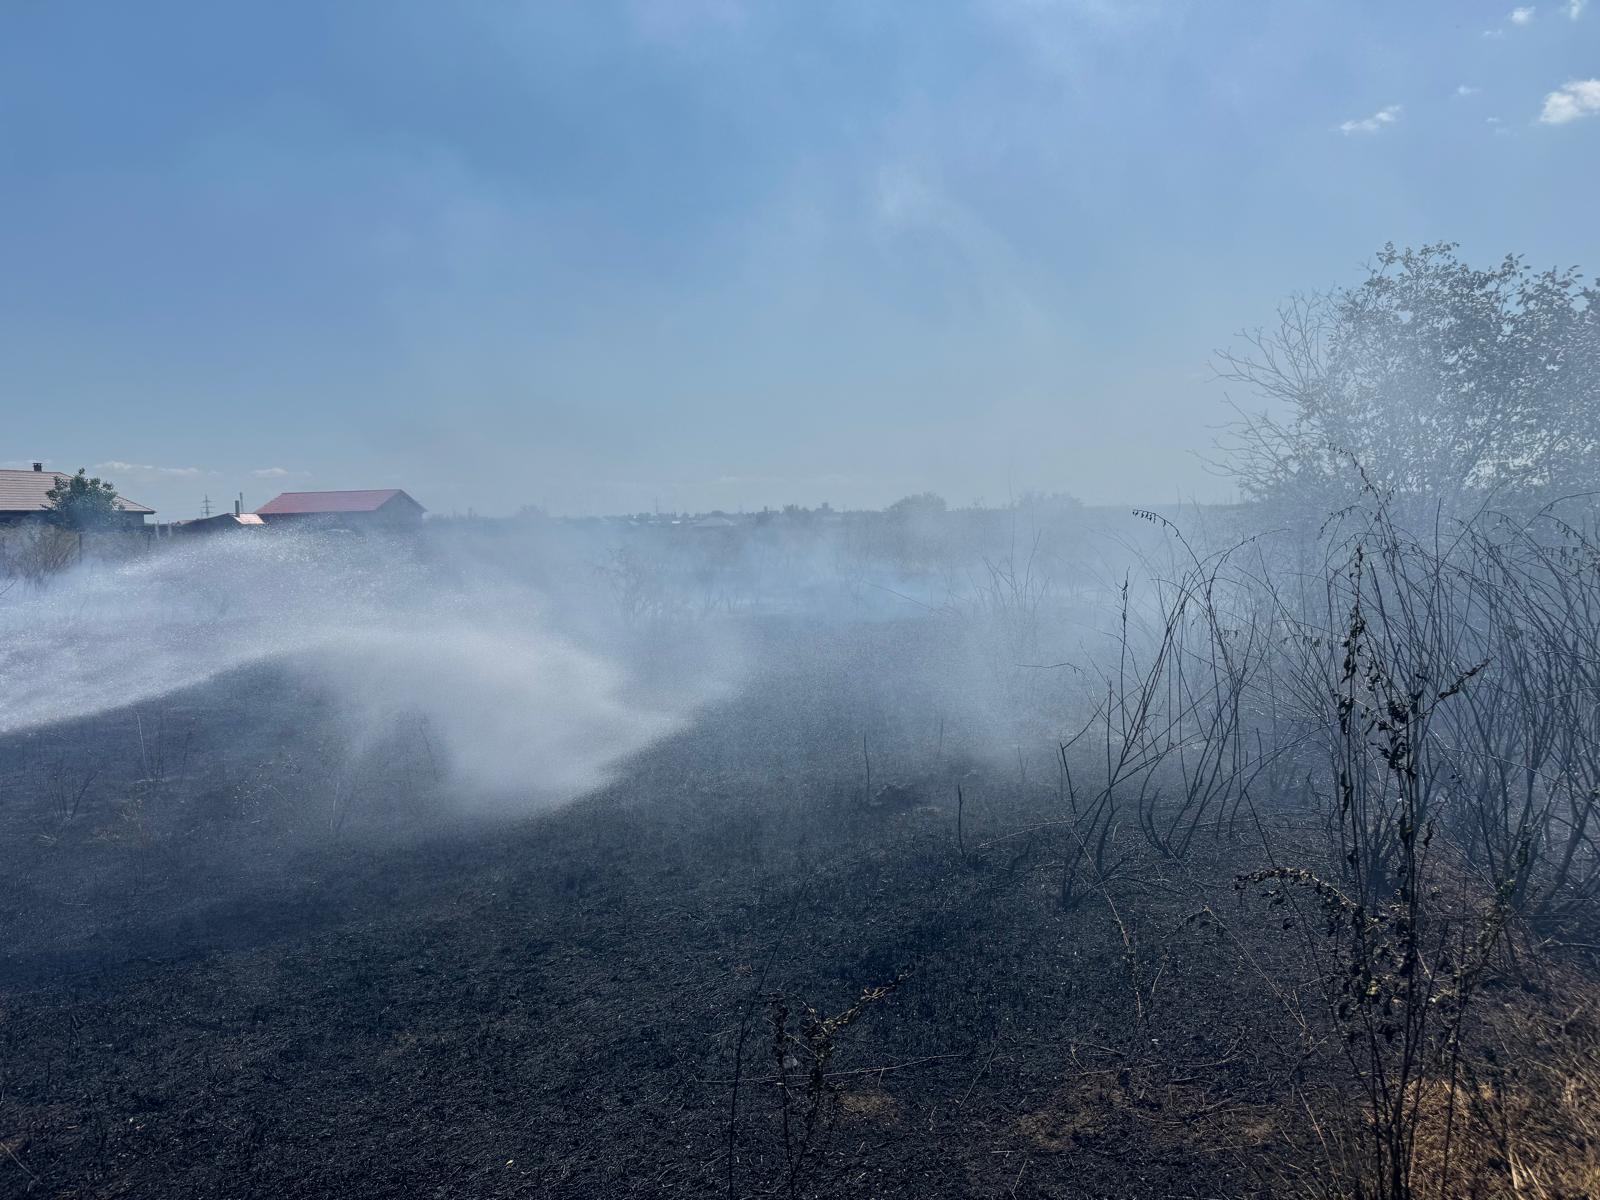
xmin=3 ymin=247 xmax=1600 ymax=1200
xmin=0 ymin=525 xmax=748 ymax=804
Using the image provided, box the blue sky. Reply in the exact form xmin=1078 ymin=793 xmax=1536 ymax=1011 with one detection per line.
xmin=2 ymin=1 xmax=1597 ymax=518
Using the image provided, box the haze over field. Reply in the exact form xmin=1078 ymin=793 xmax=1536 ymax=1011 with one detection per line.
xmin=3 ymin=1 xmax=1598 ymax=518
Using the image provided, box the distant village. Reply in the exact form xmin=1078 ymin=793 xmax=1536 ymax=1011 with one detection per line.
xmin=0 ymin=462 xmax=426 ymax=536
xmin=1 ymin=458 xmax=1141 ymax=628
xmin=0 ymin=461 xmax=860 ymax=535
xmin=2 ymin=461 xmax=1101 ymax=539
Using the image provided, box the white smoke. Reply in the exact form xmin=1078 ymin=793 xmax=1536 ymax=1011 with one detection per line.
xmin=0 ymin=531 xmax=734 ymax=807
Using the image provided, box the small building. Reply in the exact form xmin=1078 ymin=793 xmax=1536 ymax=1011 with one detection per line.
xmin=171 ymin=512 xmax=265 ymax=536
xmin=0 ymin=463 xmax=155 ymax=528
xmin=254 ymin=489 xmax=426 ymax=529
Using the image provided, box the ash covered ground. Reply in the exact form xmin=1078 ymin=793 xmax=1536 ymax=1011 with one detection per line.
xmin=1 ymin=614 xmax=1324 ymax=1199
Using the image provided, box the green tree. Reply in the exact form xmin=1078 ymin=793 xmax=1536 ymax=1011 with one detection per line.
xmin=1214 ymin=243 xmax=1600 ymax=516
xmin=45 ymin=468 xmax=123 ymax=531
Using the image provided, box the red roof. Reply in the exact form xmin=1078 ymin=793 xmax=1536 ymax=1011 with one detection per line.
xmin=255 ymin=489 xmax=422 ymax=515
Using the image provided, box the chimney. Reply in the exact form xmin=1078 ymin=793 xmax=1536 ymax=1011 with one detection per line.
xmin=31 ymin=462 xmax=42 ymax=472
xmin=234 ymin=499 xmax=241 ymax=516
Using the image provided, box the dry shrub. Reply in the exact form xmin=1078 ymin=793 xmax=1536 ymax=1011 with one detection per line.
xmin=0 ymin=523 xmax=79 ymax=584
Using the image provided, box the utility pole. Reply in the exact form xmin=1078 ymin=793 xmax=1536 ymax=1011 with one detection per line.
xmin=201 ymin=494 xmax=212 ymax=518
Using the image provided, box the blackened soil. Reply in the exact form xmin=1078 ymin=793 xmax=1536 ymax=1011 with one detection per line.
xmin=1 ymin=620 xmax=1331 ymax=1198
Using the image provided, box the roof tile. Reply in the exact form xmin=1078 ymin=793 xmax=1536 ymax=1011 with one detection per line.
xmin=255 ymin=489 xmax=422 ymax=515
xmin=0 ymin=469 xmax=155 ymax=515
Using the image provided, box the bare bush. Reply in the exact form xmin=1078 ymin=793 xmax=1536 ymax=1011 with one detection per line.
xmin=1077 ymin=483 xmax=1600 ymax=1197
xmin=1056 ymin=517 xmax=1278 ymax=888
xmin=765 ymin=973 xmax=907 ymax=1199
xmin=0 ymin=523 xmax=80 ymax=585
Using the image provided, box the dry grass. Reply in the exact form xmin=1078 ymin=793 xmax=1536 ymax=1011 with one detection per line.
xmin=1289 ymin=961 xmax=1600 ymax=1200
xmin=837 ymin=1090 xmax=901 ymax=1125
xmin=1431 ymin=969 xmax=1600 ymax=1200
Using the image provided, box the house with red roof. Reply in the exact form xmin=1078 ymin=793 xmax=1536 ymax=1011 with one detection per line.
xmin=254 ymin=489 xmax=425 ymax=530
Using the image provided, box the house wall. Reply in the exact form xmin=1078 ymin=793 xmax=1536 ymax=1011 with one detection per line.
xmin=0 ymin=510 xmax=148 ymax=530
xmin=256 ymin=507 xmax=422 ymax=530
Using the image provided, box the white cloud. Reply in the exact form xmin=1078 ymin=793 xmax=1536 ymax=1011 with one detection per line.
xmin=251 ymin=466 xmax=291 ymax=478
xmin=1568 ymin=0 xmax=1588 ymax=18
xmin=1510 ymin=5 xmax=1536 ymax=23
xmin=1456 ymin=84 xmax=1481 ymax=96
xmin=1338 ymin=104 xmax=1402 ymax=135
xmin=1482 ymin=27 xmax=1506 ymax=37
xmin=94 ymin=460 xmax=205 ymax=478
xmin=1539 ymin=79 xmax=1600 ymax=123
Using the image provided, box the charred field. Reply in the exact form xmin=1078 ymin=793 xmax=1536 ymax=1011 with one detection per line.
xmin=8 ymin=4 xmax=1600 ymax=1194
xmin=6 ymin=488 xmax=1600 ymax=1200
xmin=2 ymin=616 xmax=1343 ymax=1200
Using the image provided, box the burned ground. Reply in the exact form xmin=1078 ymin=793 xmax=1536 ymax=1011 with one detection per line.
xmin=0 ymin=619 xmax=1481 ymax=1197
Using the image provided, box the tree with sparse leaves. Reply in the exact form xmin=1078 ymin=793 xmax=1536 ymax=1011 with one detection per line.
xmin=44 ymin=468 xmax=124 ymax=531
xmin=885 ymin=492 xmax=947 ymax=518
xmin=1214 ymin=243 xmax=1600 ymax=518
